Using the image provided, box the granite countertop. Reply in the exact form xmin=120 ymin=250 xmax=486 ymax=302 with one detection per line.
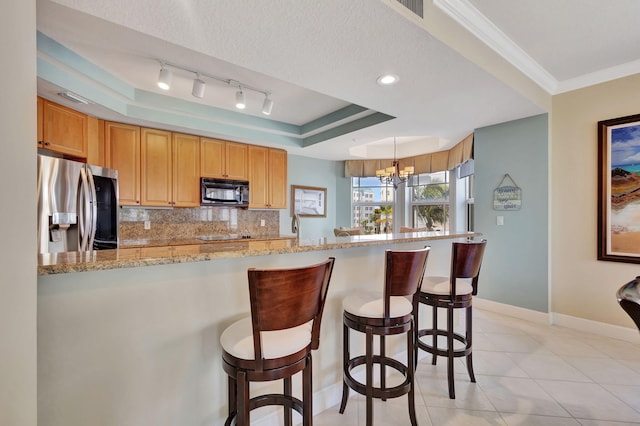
xmin=38 ymin=231 xmax=479 ymax=275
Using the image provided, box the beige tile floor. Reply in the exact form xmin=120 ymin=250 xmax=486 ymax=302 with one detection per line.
xmin=312 ymin=309 xmax=640 ymax=425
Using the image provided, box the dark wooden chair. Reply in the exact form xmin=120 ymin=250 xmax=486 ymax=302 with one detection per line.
xmin=339 ymin=247 xmax=430 ymax=426
xmin=416 ymin=239 xmax=486 ymax=399
xmin=220 ymin=258 xmax=335 ymax=426
xmin=617 ymin=276 xmax=640 ymax=333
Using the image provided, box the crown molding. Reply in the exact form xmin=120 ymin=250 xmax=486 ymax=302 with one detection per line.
xmin=433 ymin=0 xmax=558 ymax=94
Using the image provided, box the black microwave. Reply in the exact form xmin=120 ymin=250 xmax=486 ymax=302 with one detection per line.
xmin=200 ymin=178 xmax=250 ymax=206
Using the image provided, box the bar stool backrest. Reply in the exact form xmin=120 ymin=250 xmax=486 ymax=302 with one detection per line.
xmin=450 ymin=240 xmax=487 ymax=297
xmin=384 ymin=247 xmax=431 ymax=320
xmin=248 ymin=258 xmax=336 ymax=364
xmin=617 ymin=276 xmax=640 ymax=333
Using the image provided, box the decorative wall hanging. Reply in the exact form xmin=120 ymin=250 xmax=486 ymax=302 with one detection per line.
xmin=291 ymin=185 xmax=327 ymax=217
xmin=493 ymin=174 xmax=522 ymax=211
xmin=598 ymin=113 xmax=640 ymax=263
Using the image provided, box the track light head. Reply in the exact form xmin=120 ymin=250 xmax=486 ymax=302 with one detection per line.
xmin=158 ymin=66 xmax=172 ymax=90
xmin=235 ymin=89 xmax=246 ymax=109
xmin=262 ymin=96 xmax=274 ymax=115
xmin=192 ymin=76 xmax=206 ymax=98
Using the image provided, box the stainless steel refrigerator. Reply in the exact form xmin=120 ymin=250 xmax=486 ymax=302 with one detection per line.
xmin=37 ymin=154 xmax=119 ymax=254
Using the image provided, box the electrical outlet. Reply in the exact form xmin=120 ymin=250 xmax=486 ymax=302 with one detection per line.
xmin=144 ymin=220 xmax=151 ymax=230
xmin=260 ymin=219 xmax=265 ymax=227
xmin=496 ymin=216 xmax=504 ymax=226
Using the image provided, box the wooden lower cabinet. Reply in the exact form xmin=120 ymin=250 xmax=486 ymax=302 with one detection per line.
xmin=248 ymin=146 xmax=287 ymax=209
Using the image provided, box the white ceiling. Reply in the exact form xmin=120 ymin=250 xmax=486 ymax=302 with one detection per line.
xmin=36 ymin=0 xmax=640 ymax=161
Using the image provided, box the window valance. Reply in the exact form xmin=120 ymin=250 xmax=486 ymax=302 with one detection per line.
xmin=344 ymin=133 xmax=473 ymax=178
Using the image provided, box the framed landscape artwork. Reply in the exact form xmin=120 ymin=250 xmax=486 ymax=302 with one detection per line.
xmin=291 ymin=185 xmax=327 ymax=217
xmin=598 ymin=113 xmax=640 ymax=263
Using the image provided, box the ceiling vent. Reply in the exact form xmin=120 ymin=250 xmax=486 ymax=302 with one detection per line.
xmin=396 ymin=0 xmax=423 ymax=18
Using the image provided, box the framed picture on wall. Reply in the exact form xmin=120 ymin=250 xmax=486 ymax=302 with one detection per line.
xmin=598 ymin=113 xmax=640 ymax=263
xmin=291 ymin=185 xmax=327 ymax=217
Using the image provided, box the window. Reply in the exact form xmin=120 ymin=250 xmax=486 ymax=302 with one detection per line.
xmin=409 ymin=171 xmax=450 ymax=232
xmin=351 ymin=177 xmax=394 ymax=233
xmin=465 ymin=174 xmax=474 ymax=232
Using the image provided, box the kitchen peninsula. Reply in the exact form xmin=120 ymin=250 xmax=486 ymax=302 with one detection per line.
xmin=38 ymin=231 xmax=478 ymax=425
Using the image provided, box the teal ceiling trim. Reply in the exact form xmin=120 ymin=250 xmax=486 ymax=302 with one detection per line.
xmin=301 ymin=104 xmax=368 ymax=135
xmin=37 ymin=30 xmax=395 ymax=151
xmin=302 ymin=112 xmax=395 ymax=147
xmin=37 ymin=31 xmax=134 ymax=100
xmin=37 ymin=58 xmax=129 ymax=116
xmin=134 ymin=90 xmax=301 ymax=135
xmin=126 ymin=105 xmax=302 ymax=148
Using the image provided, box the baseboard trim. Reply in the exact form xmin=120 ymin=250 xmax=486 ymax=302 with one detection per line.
xmin=474 ymin=297 xmax=639 ymax=343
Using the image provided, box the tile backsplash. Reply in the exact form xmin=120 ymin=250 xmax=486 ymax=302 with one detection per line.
xmin=119 ymin=207 xmax=280 ymax=241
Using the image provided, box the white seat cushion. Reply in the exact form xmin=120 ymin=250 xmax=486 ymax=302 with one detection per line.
xmin=342 ymin=290 xmax=413 ymax=318
xmin=220 ymin=317 xmax=312 ymax=360
xmin=422 ymin=276 xmax=473 ymax=296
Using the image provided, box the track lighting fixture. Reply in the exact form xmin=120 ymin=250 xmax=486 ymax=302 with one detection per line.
xmin=262 ymin=96 xmax=274 ymax=115
xmin=155 ymin=60 xmax=274 ymax=114
xmin=191 ymin=74 xmax=206 ymax=98
xmin=157 ymin=65 xmax=172 ymax=90
xmin=235 ymin=89 xmax=246 ymax=109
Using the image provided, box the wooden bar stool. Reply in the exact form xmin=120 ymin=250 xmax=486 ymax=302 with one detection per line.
xmin=339 ymin=247 xmax=430 ymax=426
xmin=416 ymin=239 xmax=486 ymax=399
xmin=220 ymin=258 xmax=335 ymax=426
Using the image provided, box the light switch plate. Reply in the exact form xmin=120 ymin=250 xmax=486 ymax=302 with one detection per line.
xmin=496 ymin=216 xmax=504 ymax=226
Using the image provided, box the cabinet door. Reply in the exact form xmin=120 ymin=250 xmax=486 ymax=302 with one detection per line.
xmin=225 ymin=141 xmax=248 ymax=180
xmin=41 ymin=99 xmax=88 ymax=158
xmin=172 ymin=133 xmax=200 ymax=207
xmin=268 ymin=148 xmax=288 ymax=209
xmin=105 ymin=122 xmax=140 ymax=206
xmin=141 ymin=128 xmax=173 ymax=207
xmin=200 ymin=137 xmax=225 ymax=178
xmin=248 ymin=145 xmax=269 ymax=208
xmin=37 ymin=97 xmax=43 ymax=146
xmin=86 ymin=117 xmax=104 ymax=167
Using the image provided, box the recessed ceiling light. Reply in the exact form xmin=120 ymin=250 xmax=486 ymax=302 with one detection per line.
xmin=376 ymin=74 xmax=399 ymax=85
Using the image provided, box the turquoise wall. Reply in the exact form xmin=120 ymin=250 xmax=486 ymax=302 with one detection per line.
xmin=279 ymin=154 xmax=339 ymax=239
xmin=474 ymin=114 xmax=549 ymax=312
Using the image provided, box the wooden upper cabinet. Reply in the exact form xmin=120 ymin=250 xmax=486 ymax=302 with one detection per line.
xmin=37 ymin=97 xmax=43 ymax=144
xmin=141 ymin=128 xmax=173 ymax=207
xmin=172 ymin=133 xmax=200 ymax=207
xmin=105 ymin=122 xmax=141 ymax=206
xmin=40 ymin=98 xmax=88 ymax=158
xmin=268 ymin=148 xmax=287 ymax=209
xmin=248 ymin=145 xmax=268 ymax=208
xmin=248 ymin=146 xmax=287 ymax=209
xmin=201 ymin=138 xmax=248 ymax=180
xmin=86 ymin=117 xmax=104 ymax=167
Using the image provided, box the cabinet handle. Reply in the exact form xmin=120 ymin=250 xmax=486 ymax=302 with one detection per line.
xmin=44 ymin=141 xmax=50 ymax=146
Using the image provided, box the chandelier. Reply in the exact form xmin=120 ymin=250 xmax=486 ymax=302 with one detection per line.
xmin=375 ymin=138 xmax=415 ymax=189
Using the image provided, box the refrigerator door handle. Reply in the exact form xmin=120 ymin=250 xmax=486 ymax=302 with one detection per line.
xmin=86 ymin=167 xmax=98 ymax=250
xmin=78 ymin=167 xmax=91 ymax=251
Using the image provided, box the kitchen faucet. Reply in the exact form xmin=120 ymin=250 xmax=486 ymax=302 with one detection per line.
xmin=291 ymin=213 xmax=300 ymax=240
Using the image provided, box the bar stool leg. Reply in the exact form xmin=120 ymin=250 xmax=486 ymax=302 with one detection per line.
xmin=303 ymin=355 xmax=312 ymax=426
xmin=226 ymin=377 xmax=237 ymax=426
xmin=366 ymin=326 xmax=374 ymax=426
xmin=447 ymin=303 xmax=455 ymax=399
xmin=284 ymin=377 xmax=292 ymax=426
xmin=237 ymin=371 xmax=250 ymax=426
xmin=339 ymin=322 xmax=350 ymax=413
xmin=432 ymin=304 xmax=438 ymax=365
xmin=380 ymin=335 xmax=386 ymax=401
xmin=407 ymin=320 xmax=418 ymax=426
xmin=466 ymin=305 xmax=476 ymax=383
